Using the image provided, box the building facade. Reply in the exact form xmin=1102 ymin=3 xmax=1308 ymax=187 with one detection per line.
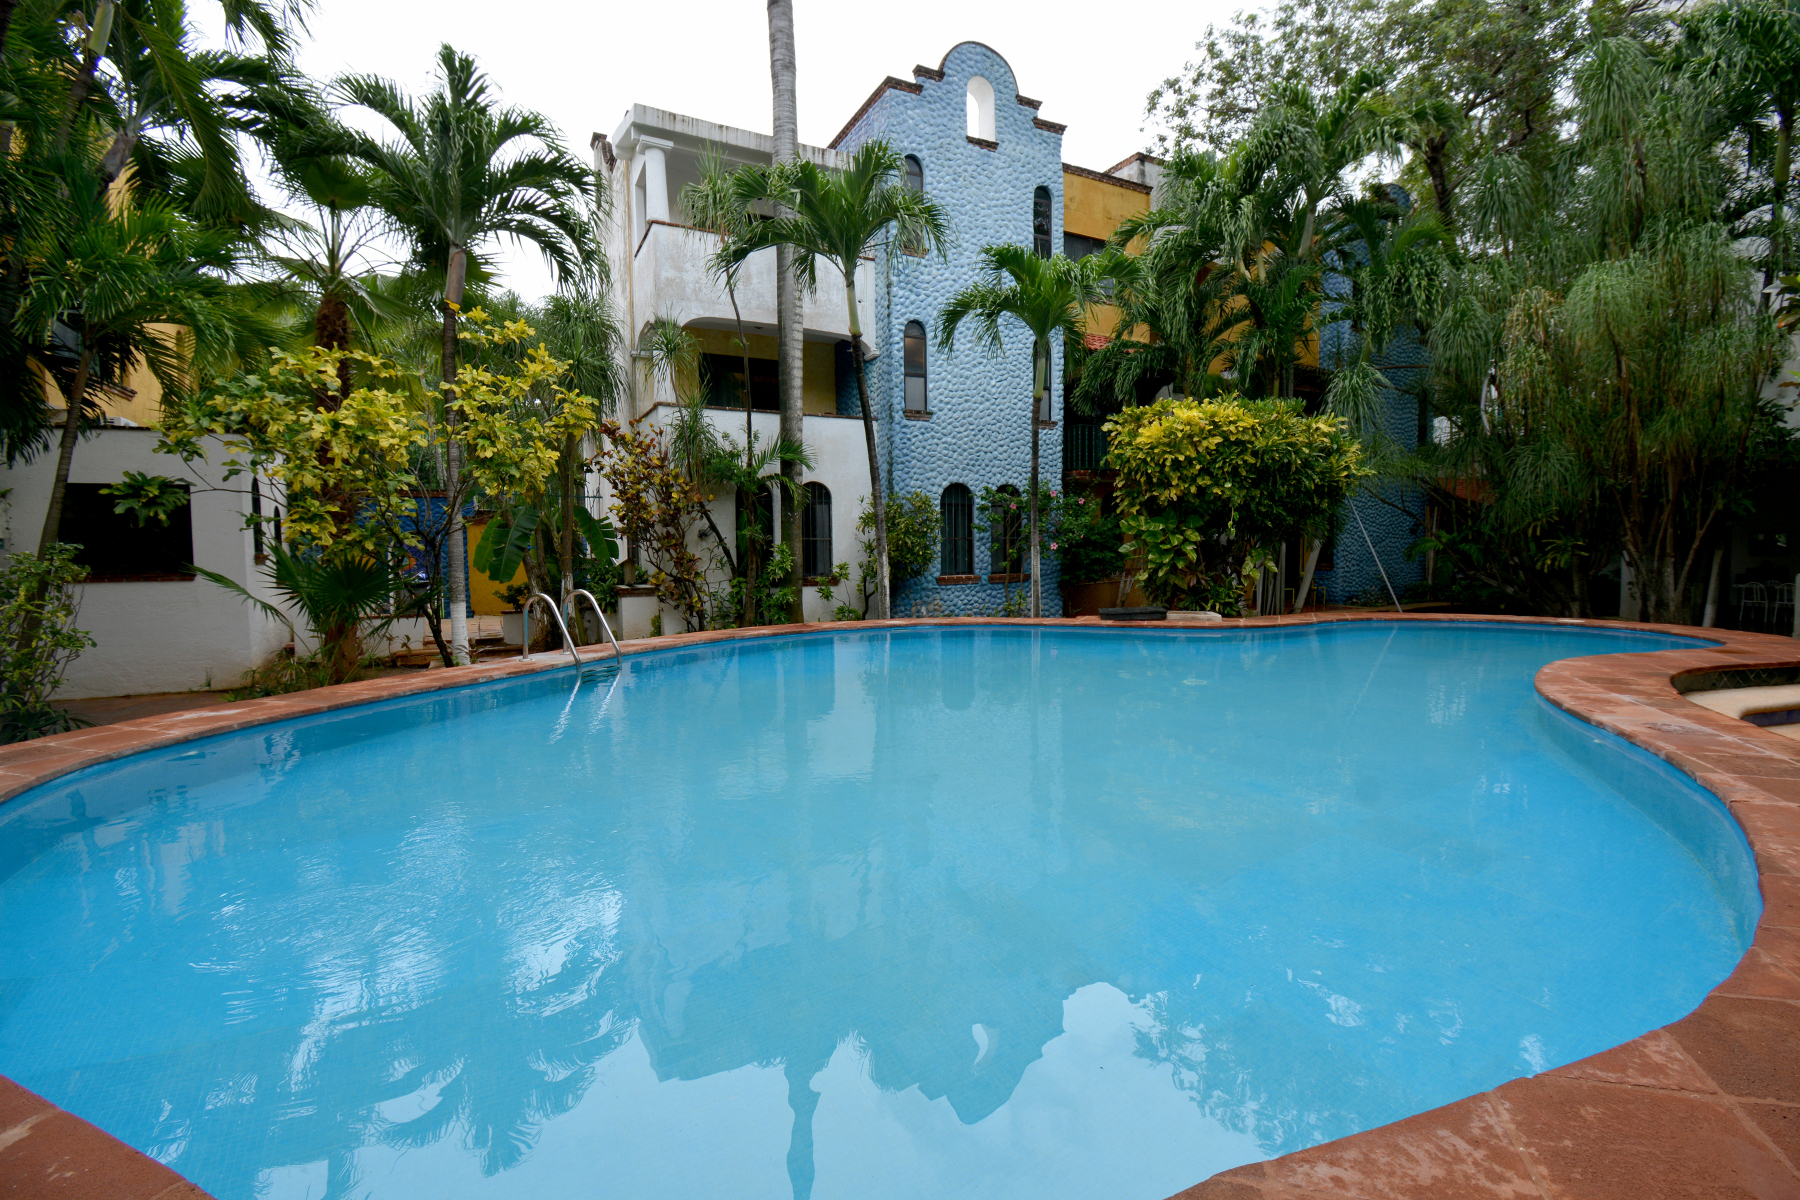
xmin=598 ymin=42 xmax=1168 ymax=626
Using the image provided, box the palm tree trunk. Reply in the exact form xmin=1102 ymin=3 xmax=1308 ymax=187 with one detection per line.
xmin=314 ymin=292 xmax=353 ymax=408
xmin=441 ymin=248 xmax=470 ymax=665
xmin=1029 ymin=342 xmax=1043 ymax=618
xmin=1775 ymin=108 xmax=1792 ymax=280
xmin=0 ymin=0 xmax=18 ymax=60
xmin=54 ymin=0 xmax=113 ymax=152
xmin=559 ymin=434 xmax=577 ymax=606
xmin=846 ymin=279 xmax=889 ymax=619
xmin=1291 ymin=537 xmax=1324 ymax=613
xmin=37 ymin=349 xmax=95 ymax=554
xmin=768 ymin=0 xmax=805 ymax=622
xmin=729 ymin=283 xmax=759 ymax=626
xmin=851 ymin=344 xmax=889 ymax=620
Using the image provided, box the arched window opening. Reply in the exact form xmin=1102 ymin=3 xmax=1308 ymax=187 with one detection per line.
xmin=904 ymin=154 xmax=924 ymax=193
xmin=801 ymin=482 xmax=832 ymax=579
xmin=941 ymin=484 xmax=974 ymax=576
xmin=990 ymin=484 xmax=1024 ymax=575
xmin=966 ymin=76 xmax=996 ymax=141
xmin=1033 ymin=186 xmax=1053 ymax=258
xmin=903 ymin=320 xmax=928 ymax=412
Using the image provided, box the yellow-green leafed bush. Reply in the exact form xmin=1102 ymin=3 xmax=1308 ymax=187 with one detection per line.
xmin=1104 ymin=395 xmax=1369 ymax=613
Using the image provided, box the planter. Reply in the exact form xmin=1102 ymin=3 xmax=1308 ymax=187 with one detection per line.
xmin=616 ymin=585 xmax=661 ymax=641
xmin=501 ymin=611 xmax=524 ymax=646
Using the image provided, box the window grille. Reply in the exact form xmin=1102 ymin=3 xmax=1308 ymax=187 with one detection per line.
xmin=940 ymin=484 xmax=974 ymax=576
xmin=801 ymin=482 xmax=832 ymax=577
xmin=903 ymin=321 xmax=928 ymax=412
xmin=990 ymin=484 xmax=1024 ymax=574
xmin=1033 ymin=186 xmax=1052 ymax=258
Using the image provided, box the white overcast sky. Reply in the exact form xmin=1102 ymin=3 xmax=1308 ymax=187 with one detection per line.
xmin=209 ymin=0 xmax=1243 ymax=299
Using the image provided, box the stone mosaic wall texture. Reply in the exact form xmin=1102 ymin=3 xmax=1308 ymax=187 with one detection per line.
xmin=837 ymin=43 xmax=1066 ymax=617
xmin=1315 ymin=263 xmax=1429 ymax=608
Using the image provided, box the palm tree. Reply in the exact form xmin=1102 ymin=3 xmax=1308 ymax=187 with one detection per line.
xmin=13 ymin=194 xmax=266 ymax=556
xmin=1686 ymin=0 xmax=1800 ymax=283
xmin=258 ymin=156 xmax=401 ymax=406
xmin=721 ymin=141 xmax=951 ymax=620
xmin=938 ymin=246 xmax=1114 ymax=617
xmin=0 ymin=0 xmax=303 ymax=448
xmin=767 ymin=0 xmax=805 ymax=619
xmin=1100 ymin=71 xmax=1405 ymax=406
xmin=681 ymin=150 xmax=760 ymax=450
xmin=338 ymin=44 xmax=601 ymax=665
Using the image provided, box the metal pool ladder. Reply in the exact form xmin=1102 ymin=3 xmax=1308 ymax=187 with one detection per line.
xmin=519 ymin=590 xmax=626 ymax=668
xmin=565 ymin=589 xmax=625 ymax=662
xmin=521 ymin=593 xmax=582 ymax=667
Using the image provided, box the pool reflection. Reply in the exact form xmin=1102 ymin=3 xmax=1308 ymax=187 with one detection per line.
xmin=0 ymin=624 xmax=1752 ymax=1200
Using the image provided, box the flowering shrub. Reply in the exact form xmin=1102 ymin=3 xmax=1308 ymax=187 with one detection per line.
xmin=597 ymin=420 xmax=708 ymax=632
xmin=1106 ymin=395 xmax=1367 ymax=612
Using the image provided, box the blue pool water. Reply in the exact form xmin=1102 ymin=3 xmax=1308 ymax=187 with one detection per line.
xmin=0 ymin=623 xmax=1759 ymax=1200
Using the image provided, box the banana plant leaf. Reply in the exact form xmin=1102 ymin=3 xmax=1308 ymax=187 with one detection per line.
xmin=473 ymin=505 xmax=539 ymax=583
xmin=572 ymin=507 xmax=618 ymax=563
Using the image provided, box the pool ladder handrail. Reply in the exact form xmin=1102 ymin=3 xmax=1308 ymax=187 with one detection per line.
xmin=564 ymin=589 xmax=625 ymax=663
xmin=520 ymin=593 xmax=582 ymax=667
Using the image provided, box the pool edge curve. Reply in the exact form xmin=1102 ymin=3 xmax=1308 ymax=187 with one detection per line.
xmin=0 ymin=612 xmax=1795 ymax=1200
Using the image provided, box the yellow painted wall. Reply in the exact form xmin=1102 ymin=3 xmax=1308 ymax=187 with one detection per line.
xmin=31 ymin=321 xmax=176 ymax=429
xmin=1063 ymin=170 xmax=1150 ymax=243
xmin=465 ymin=517 xmax=528 ymax=614
xmin=687 ymin=326 xmax=840 ymax=414
xmin=1062 ymin=171 xmax=1153 ymax=345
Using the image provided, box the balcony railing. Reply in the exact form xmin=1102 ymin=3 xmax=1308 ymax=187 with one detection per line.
xmin=1063 ymin=421 xmax=1108 ymax=473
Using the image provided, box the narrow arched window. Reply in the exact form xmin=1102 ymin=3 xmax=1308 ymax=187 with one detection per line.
xmin=941 ymin=484 xmax=974 ymax=576
xmin=904 ymin=154 xmax=924 ymax=193
xmin=990 ymin=484 xmax=1024 ymax=575
xmin=1033 ymin=186 xmax=1052 ymax=258
xmin=801 ymin=482 xmax=832 ymax=578
xmin=966 ymin=77 xmax=995 ymax=141
xmin=903 ymin=321 xmax=928 ymax=412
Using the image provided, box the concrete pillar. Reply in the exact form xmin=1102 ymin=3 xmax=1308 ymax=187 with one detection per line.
xmin=638 ymin=137 xmax=672 ymax=225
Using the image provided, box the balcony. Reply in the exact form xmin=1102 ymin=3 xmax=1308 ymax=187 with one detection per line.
xmin=626 ymin=220 xmax=875 ymax=350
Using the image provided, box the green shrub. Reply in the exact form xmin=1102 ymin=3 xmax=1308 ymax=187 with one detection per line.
xmin=852 ymin=492 xmax=939 ymax=615
xmin=1107 ymin=395 xmax=1367 ymax=612
xmin=1051 ymin=490 xmax=1126 ymax=584
xmin=0 ymin=546 xmax=96 ymax=743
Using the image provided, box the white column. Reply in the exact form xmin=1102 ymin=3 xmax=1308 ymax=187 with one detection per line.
xmin=638 ymin=136 xmax=673 ymax=225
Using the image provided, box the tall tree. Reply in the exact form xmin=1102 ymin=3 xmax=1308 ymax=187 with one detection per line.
xmin=767 ymin=0 xmax=805 ymax=620
xmin=13 ymin=196 xmax=261 ymax=554
xmin=338 ymin=44 xmax=601 ymax=664
xmin=722 ymin=142 xmax=951 ymax=620
xmin=1685 ymin=0 xmax=1800 ymax=284
xmin=939 ymin=246 xmax=1114 ymax=617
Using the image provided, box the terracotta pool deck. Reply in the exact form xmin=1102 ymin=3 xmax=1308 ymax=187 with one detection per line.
xmin=1 ymin=612 xmax=1797 ymax=1199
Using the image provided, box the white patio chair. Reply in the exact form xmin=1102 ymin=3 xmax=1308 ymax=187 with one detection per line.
xmin=1736 ymin=582 xmax=1768 ymax=629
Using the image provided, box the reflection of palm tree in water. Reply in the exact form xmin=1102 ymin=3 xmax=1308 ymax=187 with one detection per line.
xmin=35 ymin=630 xmax=1331 ymax=1198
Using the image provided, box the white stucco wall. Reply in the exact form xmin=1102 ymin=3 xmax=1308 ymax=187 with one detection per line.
xmin=1 ymin=429 xmax=290 ymax=699
xmin=606 ymin=406 xmax=875 ymax=632
xmin=629 ymin=223 xmax=874 ymax=353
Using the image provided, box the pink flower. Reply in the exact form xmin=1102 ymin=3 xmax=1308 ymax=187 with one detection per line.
xmin=1050 ymin=542 xmax=1059 ymax=550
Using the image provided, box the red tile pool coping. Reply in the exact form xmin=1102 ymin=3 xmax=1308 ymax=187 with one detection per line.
xmin=2 ymin=612 xmax=1797 ymax=1199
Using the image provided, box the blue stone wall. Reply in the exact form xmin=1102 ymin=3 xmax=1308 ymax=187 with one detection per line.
xmin=1314 ymin=269 xmax=1429 ymax=607
xmin=836 ymin=43 xmax=1065 ymax=616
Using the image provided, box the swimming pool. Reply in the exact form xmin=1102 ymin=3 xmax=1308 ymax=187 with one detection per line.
xmin=0 ymin=622 xmax=1759 ymax=1200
